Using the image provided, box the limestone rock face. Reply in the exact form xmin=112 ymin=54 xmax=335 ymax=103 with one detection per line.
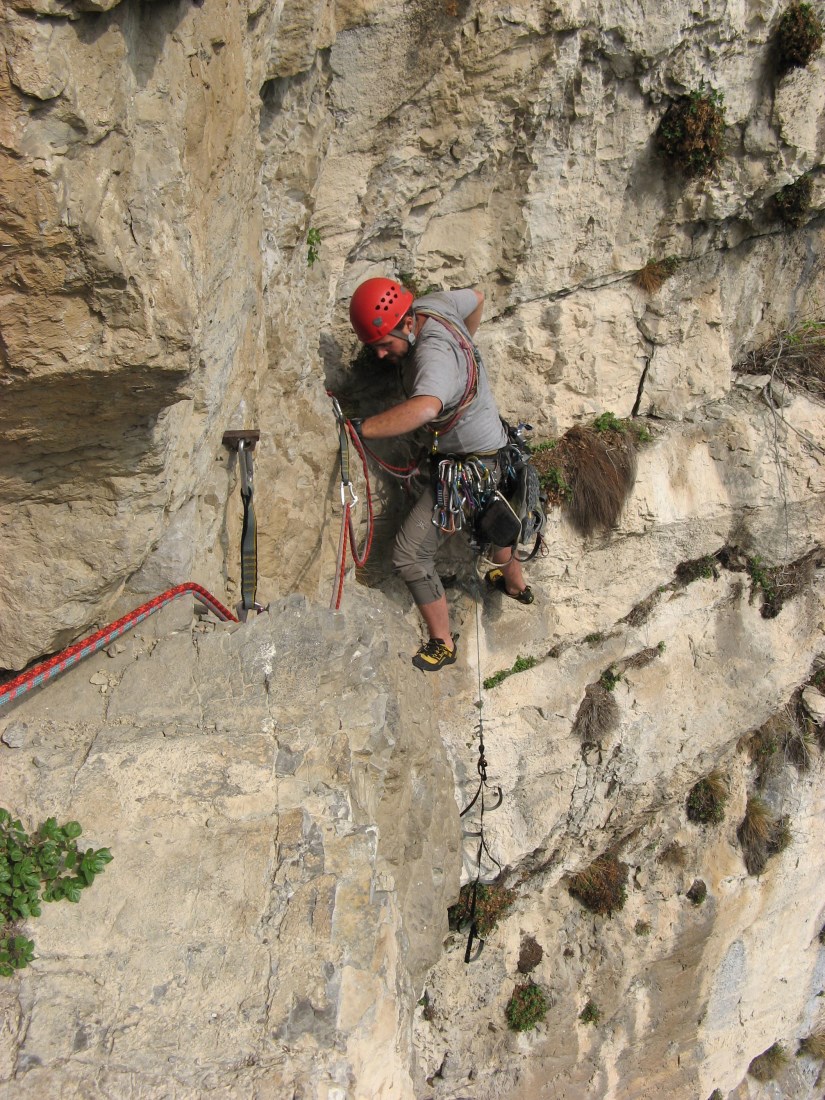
xmin=1 ymin=0 xmax=824 ymax=1096
xmin=0 ymin=595 xmax=460 ymax=1096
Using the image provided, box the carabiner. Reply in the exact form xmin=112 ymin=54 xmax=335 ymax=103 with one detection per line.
xmin=340 ymin=481 xmax=358 ymax=507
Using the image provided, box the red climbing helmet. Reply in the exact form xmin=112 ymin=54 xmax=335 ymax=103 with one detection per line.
xmin=349 ymin=278 xmax=414 ymax=344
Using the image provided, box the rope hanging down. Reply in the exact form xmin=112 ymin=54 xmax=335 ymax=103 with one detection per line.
xmin=0 ymin=583 xmax=237 ymax=711
xmin=457 ymin=593 xmax=504 ymax=963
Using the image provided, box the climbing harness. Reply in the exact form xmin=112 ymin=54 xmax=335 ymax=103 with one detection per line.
xmin=0 ymin=583 xmax=237 ymax=711
xmin=457 ymin=592 xmax=504 ymax=963
xmin=329 ymin=395 xmax=375 ymax=611
xmin=222 ymin=429 xmax=264 ymax=620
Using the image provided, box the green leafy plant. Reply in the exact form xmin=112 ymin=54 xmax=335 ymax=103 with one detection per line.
xmin=506 ymin=980 xmax=548 ymax=1032
xmin=0 ymin=809 xmax=112 ymax=976
xmin=568 ymin=854 xmax=628 ymax=915
xmin=773 ymin=174 xmax=814 ymax=227
xmin=579 ymin=999 xmax=601 ymax=1024
xmin=656 ymin=87 xmax=726 ymax=178
xmin=600 ymin=667 xmax=621 ymax=691
xmin=306 ymin=227 xmax=322 ymax=267
xmin=448 ymin=882 xmax=516 ymax=937
xmin=0 ymin=934 xmax=34 ymax=975
xmin=686 ymin=771 xmax=729 ymax=824
xmin=529 ymin=439 xmax=559 ymax=455
xmin=633 ymin=256 xmax=680 ymax=293
xmin=538 ymin=464 xmax=571 ymax=501
xmin=634 ymin=919 xmax=652 ymax=936
xmin=748 ymin=1041 xmax=788 ymax=1081
xmin=776 ymin=1 xmax=823 ymax=71
xmin=592 ymin=411 xmax=623 ymax=433
xmin=483 ymin=655 xmax=538 ymax=690
xmin=631 ymin=421 xmax=654 ymax=444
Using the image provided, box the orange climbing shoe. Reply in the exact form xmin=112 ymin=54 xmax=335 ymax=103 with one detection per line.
xmin=412 ymin=635 xmax=459 ymax=672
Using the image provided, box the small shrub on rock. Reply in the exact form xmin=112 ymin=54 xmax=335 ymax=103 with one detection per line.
xmin=656 ymin=88 xmax=726 ymax=178
xmin=748 ymin=1041 xmax=788 ymax=1081
xmin=776 ymin=1 xmax=823 ymax=71
xmin=634 ymin=919 xmax=652 ymax=936
xmin=568 ymin=854 xmax=628 ymax=915
xmin=506 ymin=980 xmax=548 ymax=1032
xmin=579 ymin=999 xmax=601 ymax=1024
xmin=448 ymin=882 xmax=515 ymax=937
xmin=686 ymin=771 xmax=729 ymax=824
xmin=773 ymin=174 xmax=814 ymax=227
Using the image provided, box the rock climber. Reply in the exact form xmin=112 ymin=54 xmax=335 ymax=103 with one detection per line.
xmin=348 ymin=277 xmax=533 ymax=672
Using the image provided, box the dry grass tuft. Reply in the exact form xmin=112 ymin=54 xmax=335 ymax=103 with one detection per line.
xmin=621 ymin=588 xmax=667 ymax=627
xmin=564 ymin=427 xmax=637 ymax=537
xmin=633 ymin=256 xmax=680 ymax=293
xmin=568 ymin=854 xmax=628 ymax=915
xmin=573 ymin=683 xmax=620 ymax=742
xmin=658 ymin=841 xmax=688 ymax=868
xmin=617 ymin=647 xmax=662 ymax=672
xmin=737 ymin=321 xmax=825 ymax=401
xmin=737 ymin=795 xmax=773 ymax=873
xmin=532 ymin=424 xmax=636 ymax=537
xmin=798 ymin=1024 xmax=825 ymax=1060
xmin=737 ymin=796 xmax=792 ymax=874
xmin=747 ymin=1041 xmax=788 ymax=1081
xmin=747 ymin=706 xmax=815 ymax=785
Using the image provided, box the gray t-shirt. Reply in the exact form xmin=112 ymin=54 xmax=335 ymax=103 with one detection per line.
xmin=402 ymin=290 xmax=507 ymax=455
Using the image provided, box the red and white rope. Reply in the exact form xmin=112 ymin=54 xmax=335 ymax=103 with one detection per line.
xmin=0 ymin=583 xmax=237 ymax=710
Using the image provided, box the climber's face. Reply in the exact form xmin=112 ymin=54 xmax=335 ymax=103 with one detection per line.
xmin=372 ymin=332 xmax=411 ymax=365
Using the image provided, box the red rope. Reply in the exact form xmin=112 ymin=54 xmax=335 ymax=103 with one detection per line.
xmin=0 ymin=583 xmax=237 ymax=710
xmin=346 ymin=423 xmax=374 ymax=567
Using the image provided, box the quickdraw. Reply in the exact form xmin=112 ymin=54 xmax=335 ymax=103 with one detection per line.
xmin=432 ymin=456 xmax=494 ymax=533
